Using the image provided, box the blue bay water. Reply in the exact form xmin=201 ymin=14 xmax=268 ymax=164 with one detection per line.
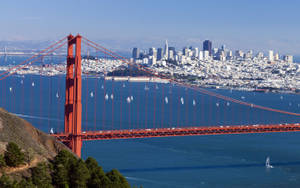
xmin=0 ymin=56 xmax=300 ymax=187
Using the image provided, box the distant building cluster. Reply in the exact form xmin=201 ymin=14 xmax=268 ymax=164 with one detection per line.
xmin=131 ymin=40 xmax=294 ymax=66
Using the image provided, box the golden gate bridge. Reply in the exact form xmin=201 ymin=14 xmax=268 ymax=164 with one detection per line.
xmin=1 ymin=34 xmax=299 ymax=157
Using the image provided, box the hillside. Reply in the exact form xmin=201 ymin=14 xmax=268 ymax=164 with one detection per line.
xmin=0 ymin=108 xmax=69 ymax=159
xmin=0 ymin=107 xmax=71 ymax=179
xmin=0 ymin=108 xmax=132 ymax=188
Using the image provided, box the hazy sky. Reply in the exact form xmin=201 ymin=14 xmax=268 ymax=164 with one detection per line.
xmin=1 ymin=0 xmax=300 ymax=54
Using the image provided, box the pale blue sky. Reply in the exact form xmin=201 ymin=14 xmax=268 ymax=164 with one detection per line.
xmin=1 ymin=0 xmax=300 ymax=54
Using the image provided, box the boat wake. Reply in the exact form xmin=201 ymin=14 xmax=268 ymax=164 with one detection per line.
xmin=12 ymin=113 xmax=63 ymax=122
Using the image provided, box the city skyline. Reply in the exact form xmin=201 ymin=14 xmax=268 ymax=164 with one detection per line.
xmin=1 ymin=0 xmax=300 ymax=54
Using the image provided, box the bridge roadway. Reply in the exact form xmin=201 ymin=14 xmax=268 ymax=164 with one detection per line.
xmin=52 ymin=123 xmax=300 ymax=141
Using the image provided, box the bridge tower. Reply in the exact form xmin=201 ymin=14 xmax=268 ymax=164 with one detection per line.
xmin=64 ymin=34 xmax=82 ymax=157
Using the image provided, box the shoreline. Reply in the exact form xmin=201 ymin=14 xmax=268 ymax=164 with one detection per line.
xmin=6 ymin=73 xmax=300 ymax=95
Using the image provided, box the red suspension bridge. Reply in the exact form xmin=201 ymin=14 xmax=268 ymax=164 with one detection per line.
xmin=1 ymin=34 xmax=299 ymax=157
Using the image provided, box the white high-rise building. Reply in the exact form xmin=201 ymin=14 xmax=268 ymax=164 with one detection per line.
xmin=268 ymin=50 xmax=274 ymax=62
xmin=274 ymin=53 xmax=279 ymax=61
xmin=194 ymin=47 xmax=199 ymax=58
xmin=199 ymin=51 xmax=203 ymax=60
xmin=149 ymin=47 xmax=157 ymax=60
xmin=168 ymin=50 xmax=174 ymax=60
xmin=203 ymin=51 xmax=210 ymax=60
xmin=164 ymin=40 xmax=168 ymax=60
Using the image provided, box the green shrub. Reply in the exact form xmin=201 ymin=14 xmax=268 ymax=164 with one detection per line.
xmin=4 ymin=142 xmax=25 ymax=167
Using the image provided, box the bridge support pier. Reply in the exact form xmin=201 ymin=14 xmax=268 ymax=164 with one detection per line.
xmin=64 ymin=34 xmax=82 ymax=157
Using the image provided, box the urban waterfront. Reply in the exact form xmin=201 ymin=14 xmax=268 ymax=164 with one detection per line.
xmin=0 ymin=70 xmax=300 ymax=187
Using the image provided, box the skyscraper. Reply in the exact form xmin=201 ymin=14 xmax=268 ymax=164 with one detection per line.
xmin=149 ymin=47 xmax=157 ymax=60
xmin=194 ymin=47 xmax=199 ymax=57
xmin=203 ymin=40 xmax=212 ymax=56
xmin=268 ymin=50 xmax=274 ymax=62
xmin=157 ymin=48 xmax=163 ymax=60
xmin=132 ymin=48 xmax=140 ymax=59
xmin=168 ymin=47 xmax=175 ymax=60
xmin=182 ymin=47 xmax=189 ymax=56
xmin=164 ymin=40 xmax=168 ymax=59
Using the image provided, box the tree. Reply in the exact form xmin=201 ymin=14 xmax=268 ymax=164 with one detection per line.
xmin=52 ymin=150 xmax=76 ymax=188
xmin=52 ymin=163 xmax=69 ymax=188
xmin=106 ymin=169 xmax=130 ymax=188
xmin=85 ymin=157 xmax=106 ymax=188
xmin=69 ymin=159 xmax=90 ymax=188
xmin=31 ymin=162 xmax=53 ymax=188
xmin=4 ymin=142 xmax=25 ymax=167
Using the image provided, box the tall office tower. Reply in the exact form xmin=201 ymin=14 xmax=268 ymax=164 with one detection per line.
xmin=199 ymin=51 xmax=204 ymax=60
xmin=168 ymin=50 xmax=174 ymax=60
xmin=164 ymin=40 xmax=169 ymax=59
xmin=149 ymin=47 xmax=157 ymax=60
xmin=149 ymin=56 xmax=156 ymax=65
xmin=183 ymin=47 xmax=189 ymax=56
xmin=194 ymin=47 xmax=199 ymax=57
xmin=168 ymin=47 xmax=176 ymax=55
xmin=203 ymin=51 xmax=210 ymax=60
xmin=213 ymin=48 xmax=218 ymax=56
xmin=221 ymin=45 xmax=226 ymax=51
xmin=168 ymin=47 xmax=175 ymax=60
xmin=203 ymin=40 xmax=212 ymax=56
xmin=283 ymin=55 xmax=293 ymax=63
xmin=157 ymin=48 xmax=163 ymax=60
xmin=268 ymin=50 xmax=274 ymax=62
xmin=274 ymin=53 xmax=279 ymax=61
xmin=132 ymin=48 xmax=140 ymax=59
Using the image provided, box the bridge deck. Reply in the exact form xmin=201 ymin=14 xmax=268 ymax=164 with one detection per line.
xmin=52 ymin=124 xmax=300 ymax=141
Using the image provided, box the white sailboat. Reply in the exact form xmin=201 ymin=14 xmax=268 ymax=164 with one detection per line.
xmin=105 ymin=94 xmax=109 ymax=100
xmin=50 ymin=128 xmax=54 ymax=134
xmin=165 ymin=97 xmax=168 ymax=104
xmin=216 ymin=102 xmax=219 ymax=107
xmin=126 ymin=96 xmax=131 ymax=103
xmin=130 ymin=95 xmax=134 ymax=101
xmin=90 ymin=92 xmax=94 ymax=98
xmin=32 ymin=82 xmax=35 ymax=87
xmin=110 ymin=94 xmax=114 ymax=100
xmin=265 ymin=157 xmax=274 ymax=169
xmin=56 ymin=92 xmax=59 ymax=98
xmin=9 ymin=87 xmax=12 ymax=92
xmin=180 ymin=97 xmax=184 ymax=105
xmin=192 ymin=99 xmax=196 ymax=106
